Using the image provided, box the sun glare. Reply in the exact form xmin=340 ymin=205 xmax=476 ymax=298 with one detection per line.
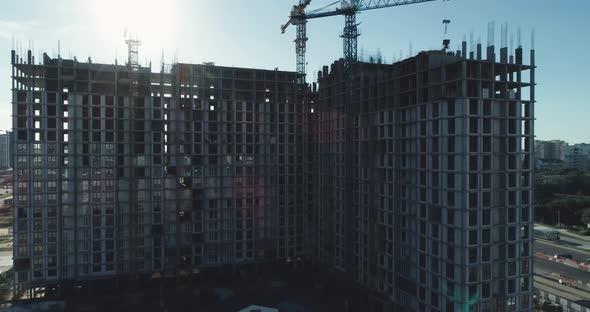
xmin=92 ymin=0 xmax=176 ymax=47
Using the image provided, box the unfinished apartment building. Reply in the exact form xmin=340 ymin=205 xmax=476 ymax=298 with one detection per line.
xmin=11 ymin=50 xmax=308 ymax=297
xmin=312 ymin=43 xmax=535 ymax=311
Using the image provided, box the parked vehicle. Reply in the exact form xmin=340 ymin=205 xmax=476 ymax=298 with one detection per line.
xmin=542 ymin=301 xmax=564 ymax=312
xmin=534 ymin=226 xmax=560 ymax=241
xmin=553 ymin=253 xmax=573 ymax=260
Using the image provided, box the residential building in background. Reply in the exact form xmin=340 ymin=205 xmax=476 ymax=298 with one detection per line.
xmin=534 ymin=140 xmax=545 ymax=161
xmin=534 ymin=140 xmax=567 ymax=161
xmin=565 ymin=143 xmax=590 ymax=168
xmin=313 ymin=43 xmax=535 ymax=311
xmin=11 ymin=50 xmax=309 ymax=297
xmin=0 ymin=131 xmax=12 ymax=169
xmin=534 ymin=141 xmax=590 ymax=169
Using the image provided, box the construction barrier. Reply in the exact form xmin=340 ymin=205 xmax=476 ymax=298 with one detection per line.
xmin=535 ymin=287 xmax=590 ymax=312
xmin=535 ymin=251 xmax=590 ymax=272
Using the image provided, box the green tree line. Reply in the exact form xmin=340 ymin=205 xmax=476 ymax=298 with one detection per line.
xmin=535 ymin=169 xmax=590 ymax=227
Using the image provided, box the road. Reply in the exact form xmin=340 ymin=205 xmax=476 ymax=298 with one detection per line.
xmin=0 ymin=250 xmax=12 ymax=272
xmin=535 ymin=223 xmax=590 ymax=251
xmin=557 ymin=233 xmax=590 ymax=251
xmin=534 ymin=275 xmax=590 ymax=308
xmin=535 ymin=257 xmax=590 ymax=284
xmin=534 ymin=238 xmax=590 ymax=288
xmin=535 ymin=239 xmax=590 ymax=262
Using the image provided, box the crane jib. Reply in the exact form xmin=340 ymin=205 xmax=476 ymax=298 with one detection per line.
xmin=282 ymin=0 xmax=441 ymax=84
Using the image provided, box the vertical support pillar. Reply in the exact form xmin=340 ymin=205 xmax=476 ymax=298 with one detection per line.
xmin=515 ymin=47 xmax=523 ymax=65
xmin=500 ymin=47 xmax=508 ymax=64
xmin=486 ymin=45 xmax=495 ymax=62
xmin=462 ymin=41 xmax=467 ymax=59
xmin=476 ymin=44 xmax=482 ymax=60
xmin=528 ymin=50 xmax=535 ymax=307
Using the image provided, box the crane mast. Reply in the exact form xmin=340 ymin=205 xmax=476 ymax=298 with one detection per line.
xmin=282 ymin=0 xmax=311 ymax=85
xmin=296 ymin=19 xmax=308 ymax=86
xmin=281 ymin=0 xmax=442 ymax=274
xmin=281 ymin=0 xmax=439 ymax=85
xmin=341 ymin=11 xmax=359 ymax=69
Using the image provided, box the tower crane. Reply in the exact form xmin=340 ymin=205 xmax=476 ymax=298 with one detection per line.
xmin=282 ymin=1 xmax=444 ymax=273
xmin=281 ymin=0 xmax=440 ymax=85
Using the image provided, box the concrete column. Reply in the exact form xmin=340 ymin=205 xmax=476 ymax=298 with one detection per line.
xmin=462 ymin=41 xmax=467 ymax=59
xmin=476 ymin=44 xmax=482 ymax=60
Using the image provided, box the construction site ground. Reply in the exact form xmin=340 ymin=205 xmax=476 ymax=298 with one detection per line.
xmin=22 ymin=264 xmax=377 ymax=312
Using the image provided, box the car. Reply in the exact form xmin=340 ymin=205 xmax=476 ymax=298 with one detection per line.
xmin=553 ymin=253 xmax=573 ymax=260
xmin=542 ymin=301 xmax=564 ymax=312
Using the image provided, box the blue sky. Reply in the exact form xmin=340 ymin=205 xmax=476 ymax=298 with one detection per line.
xmin=1 ymin=0 xmax=589 ymax=143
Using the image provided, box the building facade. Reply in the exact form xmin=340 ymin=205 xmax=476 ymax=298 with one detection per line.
xmin=0 ymin=131 xmax=11 ymax=169
xmin=533 ymin=140 xmax=545 ymax=161
xmin=312 ymin=45 xmax=535 ymax=311
xmin=12 ymin=43 xmax=535 ymax=311
xmin=535 ymin=140 xmax=567 ymax=161
xmin=11 ymin=50 xmax=309 ymax=296
xmin=565 ymin=143 xmax=590 ymax=168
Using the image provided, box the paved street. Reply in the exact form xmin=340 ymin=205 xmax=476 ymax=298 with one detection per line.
xmin=0 ymin=250 xmax=12 ymax=273
xmin=535 ymin=223 xmax=590 ymax=251
xmin=535 ymin=239 xmax=590 ymax=262
xmin=557 ymin=234 xmax=590 ymax=251
xmin=534 ymin=275 xmax=590 ymax=308
xmin=534 ymin=236 xmax=590 ymax=297
xmin=535 ymin=257 xmax=590 ymax=284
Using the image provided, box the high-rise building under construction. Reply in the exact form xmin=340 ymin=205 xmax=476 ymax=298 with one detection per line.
xmin=11 ymin=51 xmax=309 ymax=297
xmin=312 ymin=44 xmax=535 ymax=311
xmin=11 ymin=41 xmax=535 ymax=311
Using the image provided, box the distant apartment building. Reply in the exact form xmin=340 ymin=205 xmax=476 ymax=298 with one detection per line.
xmin=533 ymin=140 xmax=544 ymax=161
xmin=534 ymin=140 xmax=567 ymax=161
xmin=565 ymin=143 xmax=590 ymax=168
xmin=313 ymin=44 xmax=535 ymax=311
xmin=0 ymin=131 xmax=12 ymax=169
xmin=11 ymin=50 xmax=309 ymax=297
